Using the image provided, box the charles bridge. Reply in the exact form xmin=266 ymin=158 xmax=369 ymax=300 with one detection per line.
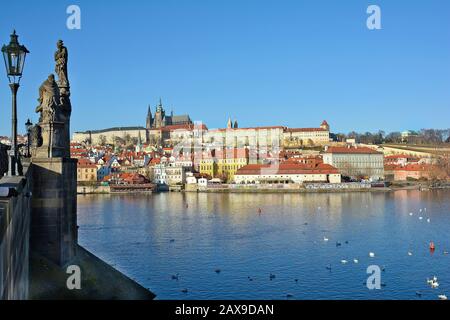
xmin=0 ymin=32 xmax=154 ymax=300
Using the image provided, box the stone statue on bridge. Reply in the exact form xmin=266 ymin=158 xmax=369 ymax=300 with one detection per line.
xmin=55 ymin=40 xmax=69 ymax=89
xmin=32 ymin=39 xmax=72 ymax=158
xmin=35 ymin=74 xmax=60 ymax=123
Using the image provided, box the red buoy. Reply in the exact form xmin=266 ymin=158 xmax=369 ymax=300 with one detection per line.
xmin=429 ymin=241 xmax=435 ymax=251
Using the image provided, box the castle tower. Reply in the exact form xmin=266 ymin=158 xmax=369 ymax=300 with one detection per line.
xmin=136 ymin=131 xmax=143 ymax=153
xmin=320 ymin=120 xmax=330 ymax=131
xmin=233 ymin=120 xmax=238 ymax=129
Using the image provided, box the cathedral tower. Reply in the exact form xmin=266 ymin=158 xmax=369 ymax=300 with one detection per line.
xmin=154 ymin=98 xmax=165 ymax=128
xmin=146 ymin=105 xmax=153 ymax=129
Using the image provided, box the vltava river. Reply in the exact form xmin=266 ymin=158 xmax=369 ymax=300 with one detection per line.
xmin=77 ymin=190 xmax=450 ymax=300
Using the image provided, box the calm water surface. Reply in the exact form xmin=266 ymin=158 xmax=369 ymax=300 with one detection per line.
xmin=77 ymin=190 xmax=450 ymax=300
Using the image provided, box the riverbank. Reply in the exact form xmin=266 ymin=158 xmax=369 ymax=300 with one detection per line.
xmin=77 ymin=182 xmax=449 ymax=195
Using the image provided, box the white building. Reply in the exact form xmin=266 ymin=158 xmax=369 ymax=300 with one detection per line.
xmin=153 ymin=163 xmax=168 ymax=184
xmin=186 ymin=172 xmax=198 ymax=184
xmin=198 ymin=178 xmax=208 ymax=187
xmin=152 ymin=162 xmax=186 ymax=185
xmin=322 ymin=146 xmax=384 ymax=181
xmin=165 ymin=165 xmax=186 ymax=185
xmin=234 ymin=163 xmax=341 ymax=184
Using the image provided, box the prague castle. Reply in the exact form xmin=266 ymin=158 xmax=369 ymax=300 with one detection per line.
xmin=146 ymin=99 xmax=192 ymax=129
xmin=72 ymin=100 xmax=331 ymax=148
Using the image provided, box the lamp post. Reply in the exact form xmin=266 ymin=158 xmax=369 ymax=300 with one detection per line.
xmin=2 ymin=30 xmax=29 ymax=176
xmin=25 ymin=118 xmax=32 ymax=158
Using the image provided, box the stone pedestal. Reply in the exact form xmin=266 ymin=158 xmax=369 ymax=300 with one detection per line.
xmin=30 ymin=157 xmax=77 ymax=266
xmin=33 ymin=121 xmax=68 ymax=158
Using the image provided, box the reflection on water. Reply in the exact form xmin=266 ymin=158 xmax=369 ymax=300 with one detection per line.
xmin=77 ymin=190 xmax=450 ymax=300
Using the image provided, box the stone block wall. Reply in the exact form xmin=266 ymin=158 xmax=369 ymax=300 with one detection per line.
xmin=0 ymin=167 xmax=31 ymax=300
xmin=30 ymin=158 xmax=77 ymax=267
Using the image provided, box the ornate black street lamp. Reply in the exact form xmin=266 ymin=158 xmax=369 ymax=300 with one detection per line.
xmin=25 ymin=118 xmax=33 ymax=158
xmin=2 ymin=30 xmax=29 ymax=176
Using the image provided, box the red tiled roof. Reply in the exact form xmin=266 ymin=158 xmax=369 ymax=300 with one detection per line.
xmin=385 ymin=154 xmax=409 ymax=159
xmin=286 ymin=128 xmax=327 ymax=132
xmin=158 ymin=124 xmax=208 ymax=132
xmin=324 ymin=147 xmax=382 ymax=154
xmin=150 ymin=158 xmax=161 ymax=165
xmin=77 ymin=158 xmax=97 ymax=169
xmin=384 ymin=164 xmax=400 ymax=171
xmin=208 ymin=126 xmax=284 ymax=133
xmin=236 ymin=163 xmax=339 ymax=175
xmin=395 ymin=164 xmax=433 ymax=172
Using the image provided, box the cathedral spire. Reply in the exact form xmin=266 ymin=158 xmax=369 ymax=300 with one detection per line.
xmin=227 ymin=117 xmax=232 ymax=129
xmin=146 ymin=105 xmax=153 ymax=129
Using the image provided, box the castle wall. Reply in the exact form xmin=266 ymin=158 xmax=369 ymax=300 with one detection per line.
xmin=73 ymin=129 xmax=147 ymax=145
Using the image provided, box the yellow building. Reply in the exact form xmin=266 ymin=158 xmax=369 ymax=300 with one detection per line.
xmin=199 ymin=158 xmax=218 ymax=179
xmin=199 ymin=148 xmax=249 ymax=182
xmin=77 ymin=159 xmax=98 ymax=182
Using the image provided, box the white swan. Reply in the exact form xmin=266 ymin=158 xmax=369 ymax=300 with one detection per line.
xmin=427 ymin=278 xmax=434 ymax=284
xmin=419 ymin=216 xmax=423 ymax=220
xmin=438 ymin=295 xmax=448 ymax=300
xmin=353 ymin=259 xmax=359 ymax=263
xmin=409 ymin=212 xmax=413 ymax=216
xmin=427 ymin=218 xmax=431 ymax=223
xmin=341 ymin=260 xmax=348 ymax=264
xmin=431 ymin=281 xmax=440 ymax=288
xmin=323 ymin=237 xmax=329 ymax=242
xmin=408 ymin=251 xmax=413 ymax=256
xmin=369 ymin=252 xmax=375 ymax=258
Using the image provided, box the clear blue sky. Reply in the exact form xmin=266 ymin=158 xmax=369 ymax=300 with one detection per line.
xmin=0 ymin=0 xmax=449 ymax=136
